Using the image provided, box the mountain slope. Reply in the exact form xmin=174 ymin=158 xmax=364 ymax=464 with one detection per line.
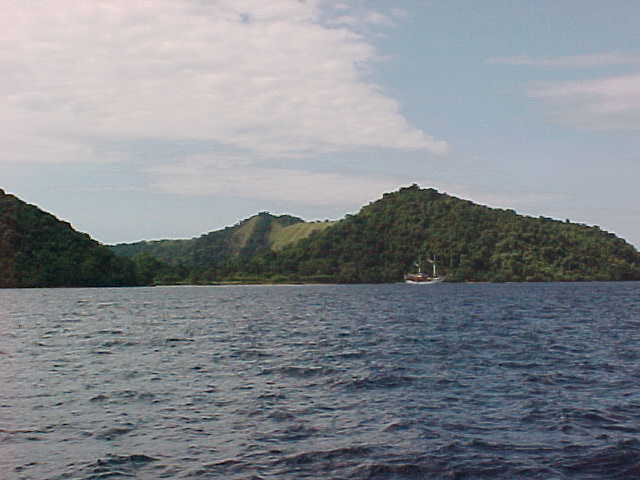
xmin=250 ymin=185 xmax=640 ymax=283
xmin=110 ymin=212 xmax=307 ymax=267
xmin=268 ymin=220 xmax=336 ymax=251
xmin=0 ymin=189 xmax=137 ymax=288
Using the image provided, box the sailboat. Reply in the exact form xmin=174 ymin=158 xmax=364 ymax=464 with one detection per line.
xmin=404 ymin=257 xmax=444 ymax=284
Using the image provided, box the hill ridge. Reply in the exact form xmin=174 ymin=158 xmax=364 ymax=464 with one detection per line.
xmin=109 ymin=211 xmax=326 ymax=267
xmin=0 ymin=189 xmax=137 ymax=287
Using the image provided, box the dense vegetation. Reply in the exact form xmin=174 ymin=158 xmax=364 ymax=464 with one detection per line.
xmin=110 ymin=212 xmax=334 ymax=284
xmin=233 ymin=185 xmax=640 ymax=283
xmin=3 ymin=185 xmax=640 ymax=287
xmin=111 ymin=212 xmax=304 ymax=263
xmin=0 ymin=189 xmax=138 ymax=287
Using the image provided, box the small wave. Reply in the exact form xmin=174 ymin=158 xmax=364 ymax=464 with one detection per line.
xmin=359 ymin=456 xmax=563 ymax=480
xmin=336 ymin=350 xmax=367 ymax=359
xmin=165 ymin=337 xmax=195 ymax=343
xmin=259 ymin=422 xmax=319 ymax=441
xmin=90 ymin=391 xmax=158 ymax=405
xmin=266 ymin=409 xmax=296 ymax=421
xmin=277 ymin=445 xmax=373 ymax=466
xmin=93 ymin=389 xmax=157 ymax=404
xmin=232 ymin=348 xmax=274 ymax=359
xmin=356 ymin=461 xmax=438 ymax=479
xmin=523 ymin=373 xmax=558 ymax=384
xmin=382 ymin=420 xmax=416 ymax=432
xmin=560 ymin=439 xmax=640 ymax=479
xmin=559 ymin=407 xmax=640 ymax=434
xmin=499 ymin=361 xmax=542 ymax=369
xmin=466 ymin=439 xmax=556 ymax=455
xmin=94 ymin=329 xmax=125 ymax=335
xmin=333 ymin=373 xmax=417 ymax=390
xmin=101 ymin=339 xmax=138 ymax=348
xmin=186 ymin=458 xmax=247 ymax=477
xmin=257 ymin=391 xmax=287 ymax=401
xmin=96 ymin=302 xmax=117 ymax=309
xmin=65 ymin=454 xmax=157 ymax=480
xmin=262 ymin=365 xmax=339 ymax=378
xmin=94 ymin=424 xmax=136 ymax=440
xmin=89 ymin=394 xmax=109 ymax=402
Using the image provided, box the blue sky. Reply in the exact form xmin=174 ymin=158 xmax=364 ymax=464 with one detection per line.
xmin=3 ymin=1 xmax=640 ymax=247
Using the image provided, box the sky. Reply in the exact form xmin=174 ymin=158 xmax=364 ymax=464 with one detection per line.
xmin=2 ymin=0 xmax=640 ymax=247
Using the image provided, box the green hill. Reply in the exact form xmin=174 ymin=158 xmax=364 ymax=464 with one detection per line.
xmin=0 ymin=189 xmax=137 ymax=288
xmin=110 ymin=212 xmax=308 ymax=267
xmin=268 ymin=220 xmax=336 ymax=251
xmin=244 ymin=185 xmax=640 ymax=283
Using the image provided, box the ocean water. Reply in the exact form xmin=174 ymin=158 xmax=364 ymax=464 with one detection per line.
xmin=1 ymin=282 xmax=640 ymax=479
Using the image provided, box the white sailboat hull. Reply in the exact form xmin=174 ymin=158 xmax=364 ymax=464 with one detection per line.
xmin=405 ymin=277 xmax=444 ymax=284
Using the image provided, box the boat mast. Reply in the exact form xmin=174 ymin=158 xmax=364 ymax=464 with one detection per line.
xmin=426 ymin=256 xmax=437 ymax=278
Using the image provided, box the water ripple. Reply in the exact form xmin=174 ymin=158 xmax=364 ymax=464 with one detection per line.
xmin=2 ymin=282 xmax=640 ymax=479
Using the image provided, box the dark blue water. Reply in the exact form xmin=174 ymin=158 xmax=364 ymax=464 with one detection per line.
xmin=2 ymin=282 xmax=640 ymax=479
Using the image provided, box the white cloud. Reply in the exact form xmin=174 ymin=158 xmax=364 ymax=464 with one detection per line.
xmin=147 ymin=153 xmax=566 ymax=216
xmin=530 ymin=74 xmax=640 ymax=130
xmin=332 ymin=3 xmax=348 ymax=10
xmin=488 ymin=52 xmax=640 ymax=68
xmin=326 ymin=6 xmax=398 ymax=31
xmin=148 ymin=154 xmax=410 ymax=207
xmin=390 ymin=8 xmax=409 ymax=19
xmin=0 ymin=0 xmax=447 ymax=168
xmin=487 ymin=51 xmax=640 ymax=130
xmin=363 ymin=11 xmax=395 ymax=27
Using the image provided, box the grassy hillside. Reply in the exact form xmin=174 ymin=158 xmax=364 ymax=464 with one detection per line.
xmin=268 ymin=221 xmax=336 ymax=251
xmin=110 ymin=212 xmax=307 ymax=268
xmin=230 ymin=215 xmax=263 ymax=254
xmin=0 ymin=189 xmax=138 ymax=288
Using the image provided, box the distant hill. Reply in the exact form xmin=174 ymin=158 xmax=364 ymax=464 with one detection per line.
xmin=244 ymin=185 xmax=640 ymax=283
xmin=0 ymin=189 xmax=137 ymax=287
xmin=13 ymin=184 xmax=637 ymax=287
xmin=110 ymin=212 xmax=334 ymax=268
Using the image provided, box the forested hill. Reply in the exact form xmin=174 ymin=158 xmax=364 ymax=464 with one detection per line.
xmin=244 ymin=185 xmax=640 ymax=283
xmin=0 ymin=189 xmax=137 ymax=288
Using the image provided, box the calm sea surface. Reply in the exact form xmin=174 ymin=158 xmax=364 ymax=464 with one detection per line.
xmin=2 ymin=282 xmax=640 ymax=479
